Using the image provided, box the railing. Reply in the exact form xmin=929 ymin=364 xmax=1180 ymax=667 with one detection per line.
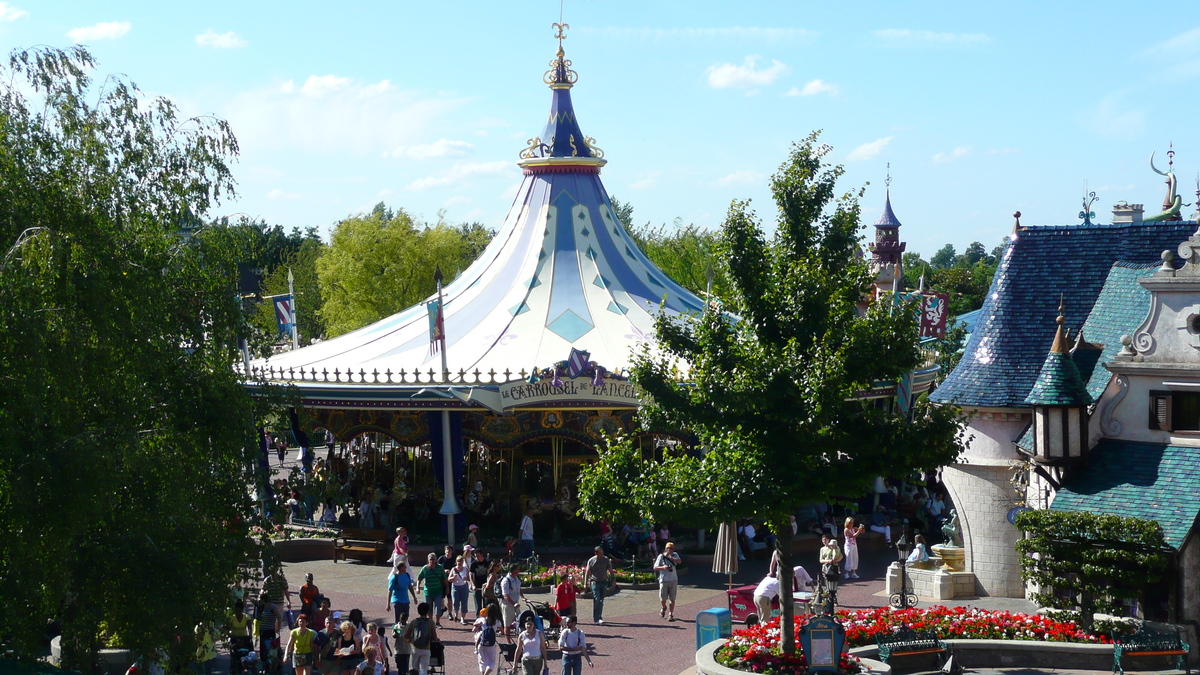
xmin=239 ymin=364 xmax=633 ymax=386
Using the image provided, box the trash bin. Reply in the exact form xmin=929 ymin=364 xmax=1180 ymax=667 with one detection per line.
xmin=696 ymin=607 xmax=732 ymax=650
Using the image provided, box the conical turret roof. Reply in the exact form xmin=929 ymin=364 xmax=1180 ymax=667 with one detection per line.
xmin=874 ymin=190 xmax=902 ymax=229
xmin=1024 ymin=300 xmax=1093 ymax=407
xmin=255 ymin=33 xmax=706 ymax=386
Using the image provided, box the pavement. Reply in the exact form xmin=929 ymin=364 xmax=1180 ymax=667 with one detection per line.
xmin=276 ymin=545 xmax=1049 ymax=675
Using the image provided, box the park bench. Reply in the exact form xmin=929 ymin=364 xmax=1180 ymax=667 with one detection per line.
xmin=876 ymin=627 xmax=948 ymax=668
xmin=1112 ymin=624 xmax=1190 ymax=674
xmin=332 ymin=528 xmax=389 ymax=565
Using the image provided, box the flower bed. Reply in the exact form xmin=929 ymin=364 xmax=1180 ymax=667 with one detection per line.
xmin=523 ymin=563 xmax=655 ymax=588
xmin=716 ymin=606 xmax=1113 ymax=675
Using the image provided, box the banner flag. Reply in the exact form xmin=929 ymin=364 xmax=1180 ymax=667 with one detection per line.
xmin=273 ymin=294 xmax=296 ymax=337
xmin=427 ymin=299 xmax=445 ymax=354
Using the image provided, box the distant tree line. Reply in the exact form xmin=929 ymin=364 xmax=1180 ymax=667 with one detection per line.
xmin=903 ymin=239 xmax=1007 ymax=317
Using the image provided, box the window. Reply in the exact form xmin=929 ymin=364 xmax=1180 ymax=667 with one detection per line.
xmin=1149 ymin=390 xmax=1200 ymax=431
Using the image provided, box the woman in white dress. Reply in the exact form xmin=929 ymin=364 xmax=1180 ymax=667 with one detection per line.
xmin=842 ymin=517 xmax=865 ymax=579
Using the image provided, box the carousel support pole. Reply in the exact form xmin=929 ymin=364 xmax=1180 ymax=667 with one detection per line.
xmin=438 ymin=409 xmax=462 ymax=546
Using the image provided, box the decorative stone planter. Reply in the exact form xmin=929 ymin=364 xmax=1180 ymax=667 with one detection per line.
xmin=272 ymin=537 xmax=336 ymax=562
xmin=849 ymin=638 xmax=1120 ymax=671
xmin=696 ymin=638 xmax=890 ymax=675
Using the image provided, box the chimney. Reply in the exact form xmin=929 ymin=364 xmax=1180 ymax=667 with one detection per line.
xmin=1112 ymin=202 xmax=1143 ymax=224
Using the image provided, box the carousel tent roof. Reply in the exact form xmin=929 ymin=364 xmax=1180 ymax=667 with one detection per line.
xmin=253 ymin=37 xmax=706 ymax=390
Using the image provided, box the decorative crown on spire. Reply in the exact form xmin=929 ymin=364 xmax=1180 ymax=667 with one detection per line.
xmin=544 ymin=23 xmax=578 ymax=88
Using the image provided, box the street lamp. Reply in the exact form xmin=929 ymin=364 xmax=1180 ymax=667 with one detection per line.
xmin=890 ymin=529 xmax=917 ymax=610
xmin=821 ymin=564 xmax=839 ymax=615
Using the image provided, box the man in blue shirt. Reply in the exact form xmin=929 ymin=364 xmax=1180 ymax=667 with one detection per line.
xmin=386 ymin=561 xmax=418 ymax=625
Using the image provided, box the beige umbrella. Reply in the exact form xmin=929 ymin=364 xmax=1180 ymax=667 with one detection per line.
xmin=712 ymin=521 xmax=739 ymax=590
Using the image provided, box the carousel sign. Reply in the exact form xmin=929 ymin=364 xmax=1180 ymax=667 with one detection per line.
xmin=499 ymin=376 xmax=642 ymax=410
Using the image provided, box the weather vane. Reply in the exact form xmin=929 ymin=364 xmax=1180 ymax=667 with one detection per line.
xmin=553 ymin=22 xmax=569 ymax=47
xmin=885 ymin=162 xmax=891 ymax=189
xmin=1079 ymin=185 xmax=1097 ymax=225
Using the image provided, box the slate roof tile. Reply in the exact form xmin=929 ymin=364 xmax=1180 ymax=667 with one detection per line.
xmin=931 ymin=222 xmax=1196 ymax=408
xmin=1052 ymin=439 xmax=1200 ymax=549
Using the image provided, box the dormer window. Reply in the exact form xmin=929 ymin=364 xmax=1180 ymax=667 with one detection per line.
xmin=1149 ymin=389 xmax=1200 ymax=431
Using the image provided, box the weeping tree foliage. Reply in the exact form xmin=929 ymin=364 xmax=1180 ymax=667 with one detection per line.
xmin=0 ymin=47 xmax=269 ymax=672
xmin=1014 ymin=510 xmax=1171 ymax=629
xmin=579 ymin=132 xmax=965 ymax=654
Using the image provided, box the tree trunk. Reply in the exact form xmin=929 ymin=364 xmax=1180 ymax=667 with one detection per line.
xmin=774 ymin=518 xmax=796 ymax=655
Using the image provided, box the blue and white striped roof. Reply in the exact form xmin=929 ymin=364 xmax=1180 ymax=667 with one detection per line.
xmin=257 ymin=42 xmax=705 ymax=382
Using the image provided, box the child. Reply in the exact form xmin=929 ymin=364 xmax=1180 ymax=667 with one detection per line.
xmin=391 ymin=621 xmax=411 ymax=675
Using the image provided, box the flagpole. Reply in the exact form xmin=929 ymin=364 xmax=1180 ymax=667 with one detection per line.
xmin=288 ymin=267 xmax=299 ymax=350
xmin=434 ymin=266 xmax=448 ymax=377
xmin=432 ymin=265 xmax=459 ymax=545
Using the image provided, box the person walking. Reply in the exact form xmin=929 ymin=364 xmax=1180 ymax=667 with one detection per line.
xmin=417 ymin=553 xmax=449 ymax=628
xmin=316 ymin=617 xmax=340 ymax=675
xmin=653 ymin=542 xmax=681 ymax=621
xmin=300 ymin=573 xmax=321 ymax=620
xmin=386 ymin=560 xmax=418 ymax=625
xmin=483 ymin=561 xmax=502 ymax=616
xmin=334 ymin=621 xmax=363 ymax=675
xmin=466 ymin=524 xmax=480 ymax=549
xmin=451 ymin=555 xmax=471 ymax=624
xmin=557 ymin=615 xmax=593 ymax=675
xmin=469 ymin=548 xmax=490 ymax=617
xmin=513 ymin=616 xmax=548 ymax=675
xmin=500 ymin=565 xmax=523 ymax=637
xmin=400 ymin=603 xmax=439 ymax=675
xmin=517 ymin=510 xmax=535 ymax=560
xmin=255 ymin=591 xmax=283 ymax=666
xmin=842 ymin=517 xmax=865 ymax=579
xmin=473 ymin=604 xmax=502 ymax=675
xmin=582 ymin=547 xmax=611 ymax=625
xmin=283 ymin=614 xmax=318 ymax=675
xmin=553 ymin=573 xmax=577 ymax=619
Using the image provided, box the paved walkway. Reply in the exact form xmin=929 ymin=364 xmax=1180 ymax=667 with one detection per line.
xmin=277 ymin=545 xmax=1051 ymax=675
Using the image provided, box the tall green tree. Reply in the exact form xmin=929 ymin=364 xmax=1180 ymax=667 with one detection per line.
xmin=578 ymin=133 xmax=964 ymax=655
xmin=929 ymin=243 xmax=957 ymax=269
xmin=316 ymin=203 xmax=492 ymax=337
xmin=254 ymin=237 xmax=328 ymax=345
xmin=0 ymin=47 xmax=267 ymax=671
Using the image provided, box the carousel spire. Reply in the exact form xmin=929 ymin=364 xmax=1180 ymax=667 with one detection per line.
xmin=520 ymin=24 xmax=604 ymax=167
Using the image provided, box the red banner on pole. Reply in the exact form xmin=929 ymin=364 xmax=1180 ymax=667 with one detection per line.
xmin=919 ymin=292 xmax=950 ymax=339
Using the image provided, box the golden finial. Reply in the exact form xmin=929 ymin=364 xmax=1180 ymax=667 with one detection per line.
xmin=544 ymin=23 xmax=578 ymax=87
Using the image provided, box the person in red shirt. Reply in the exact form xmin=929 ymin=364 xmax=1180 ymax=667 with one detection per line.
xmin=553 ymin=574 xmax=577 ymax=618
xmin=300 ymin=573 xmax=321 ymax=619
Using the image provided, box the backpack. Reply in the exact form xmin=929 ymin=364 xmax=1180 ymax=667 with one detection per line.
xmin=409 ymin=618 xmax=431 ymax=650
xmin=493 ymin=577 xmax=506 ymax=600
xmin=480 ymin=623 xmax=497 ymax=647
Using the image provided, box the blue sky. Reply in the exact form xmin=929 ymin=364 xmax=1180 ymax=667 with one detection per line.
xmin=5 ymin=2 xmax=1199 ymax=258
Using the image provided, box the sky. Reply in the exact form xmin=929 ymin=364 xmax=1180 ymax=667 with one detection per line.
xmin=5 ymin=1 xmax=1200 ymax=258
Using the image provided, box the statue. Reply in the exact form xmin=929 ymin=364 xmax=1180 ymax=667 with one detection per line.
xmin=940 ymin=509 xmax=963 ymax=547
xmin=1147 ymin=150 xmax=1185 ymax=222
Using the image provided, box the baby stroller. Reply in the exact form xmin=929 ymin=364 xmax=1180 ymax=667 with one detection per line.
xmin=517 ymin=598 xmax=562 ymax=643
xmin=497 ymin=643 xmax=518 ymax=675
xmin=427 ymin=640 xmax=445 ymax=675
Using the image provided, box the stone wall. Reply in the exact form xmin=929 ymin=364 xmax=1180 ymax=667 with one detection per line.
xmin=942 ymin=463 xmax=1025 ymax=598
xmin=885 ymin=562 xmax=979 ymax=600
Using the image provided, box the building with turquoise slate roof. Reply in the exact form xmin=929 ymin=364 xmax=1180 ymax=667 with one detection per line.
xmin=930 ymin=199 xmax=1200 ymax=621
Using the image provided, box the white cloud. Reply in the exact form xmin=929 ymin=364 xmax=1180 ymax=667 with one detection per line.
xmin=933 ymin=145 xmax=972 ymax=163
xmin=1089 ymin=95 xmax=1145 ymax=140
xmin=224 ymin=77 xmax=465 ymax=155
xmin=1141 ymin=27 xmax=1200 ymax=59
xmin=405 ymin=161 xmax=514 ymax=191
xmin=784 ymin=79 xmax=839 ymax=97
xmin=706 ymin=56 xmax=789 ymax=89
xmin=266 ymin=188 xmax=300 ymax=201
xmin=195 ymin=29 xmax=246 ymax=49
xmin=0 ymin=3 xmax=28 ymax=21
xmin=846 ymin=136 xmax=893 ymax=161
xmin=711 ymin=170 xmax=762 ymax=187
xmin=390 ymin=139 xmax=475 ymax=160
xmin=629 ymin=172 xmax=661 ymax=191
xmin=596 ymin=27 xmax=816 ymax=43
xmin=67 ymin=21 xmax=131 ymax=42
xmin=871 ymin=29 xmax=992 ymax=46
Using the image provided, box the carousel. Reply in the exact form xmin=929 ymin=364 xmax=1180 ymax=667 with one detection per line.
xmin=246 ymin=27 xmax=941 ymax=543
xmin=246 ymin=27 xmax=707 ymax=542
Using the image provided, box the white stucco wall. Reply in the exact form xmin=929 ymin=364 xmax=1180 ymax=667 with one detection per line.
xmin=942 ymin=462 xmax=1026 ymax=597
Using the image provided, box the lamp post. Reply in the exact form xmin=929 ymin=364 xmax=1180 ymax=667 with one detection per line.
xmin=890 ymin=529 xmax=917 ymax=610
xmin=821 ymin=564 xmax=839 ymax=615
